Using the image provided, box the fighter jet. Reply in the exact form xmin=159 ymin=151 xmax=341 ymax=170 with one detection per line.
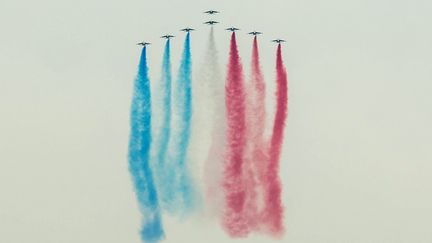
xmin=161 ymin=35 xmax=174 ymax=39
xmin=272 ymin=39 xmax=286 ymax=43
xmin=204 ymin=10 xmax=219 ymax=15
xmin=248 ymin=31 xmax=262 ymax=36
xmin=137 ymin=42 xmax=151 ymax=46
xmin=226 ymin=27 xmax=239 ymax=32
xmin=181 ymin=28 xmax=195 ymax=32
xmin=204 ymin=20 xmax=219 ymax=25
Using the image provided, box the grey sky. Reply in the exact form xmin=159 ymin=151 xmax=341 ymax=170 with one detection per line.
xmin=1 ymin=0 xmax=431 ymax=242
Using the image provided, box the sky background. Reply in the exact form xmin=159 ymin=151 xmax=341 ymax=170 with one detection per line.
xmin=1 ymin=0 xmax=432 ymax=242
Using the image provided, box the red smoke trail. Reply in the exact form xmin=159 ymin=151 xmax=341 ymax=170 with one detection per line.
xmin=262 ymin=44 xmax=287 ymax=236
xmin=244 ymin=36 xmax=267 ymax=230
xmin=223 ymin=32 xmax=249 ymax=237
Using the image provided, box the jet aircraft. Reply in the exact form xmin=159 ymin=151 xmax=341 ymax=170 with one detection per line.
xmin=226 ymin=27 xmax=239 ymax=32
xmin=272 ymin=39 xmax=286 ymax=43
xmin=204 ymin=21 xmax=219 ymax=25
xmin=248 ymin=31 xmax=262 ymax=36
xmin=204 ymin=10 xmax=219 ymax=14
xmin=181 ymin=28 xmax=195 ymax=32
xmin=161 ymin=35 xmax=174 ymax=39
xmin=137 ymin=42 xmax=150 ymax=46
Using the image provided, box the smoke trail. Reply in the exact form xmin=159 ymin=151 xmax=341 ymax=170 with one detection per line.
xmin=151 ymin=40 xmax=173 ymax=212
xmin=168 ymin=32 xmax=196 ymax=214
xmin=244 ymin=36 xmax=267 ymax=230
xmin=202 ymin=27 xmax=226 ymax=217
xmin=223 ymin=32 xmax=249 ymax=237
xmin=128 ymin=47 xmax=165 ymax=243
xmin=262 ymin=44 xmax=288 ymax=236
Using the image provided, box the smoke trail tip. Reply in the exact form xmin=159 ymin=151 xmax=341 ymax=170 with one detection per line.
xmin=140 ymin=220 xmax=165 ymax=243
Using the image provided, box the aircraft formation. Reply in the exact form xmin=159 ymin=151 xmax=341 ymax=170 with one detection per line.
xmin=137 ymin=10 xmax=285 ymax=47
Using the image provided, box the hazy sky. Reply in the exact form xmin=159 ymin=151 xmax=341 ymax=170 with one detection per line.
xmin=1 ymin=0 xmax=432 ymax=242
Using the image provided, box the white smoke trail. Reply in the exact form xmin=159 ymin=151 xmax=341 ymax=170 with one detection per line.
xmin=188 ymin=27 xmax=226 ymax=218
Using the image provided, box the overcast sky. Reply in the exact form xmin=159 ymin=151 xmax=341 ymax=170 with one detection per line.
xmin=1 ymin=0 xmax=432 ymax=242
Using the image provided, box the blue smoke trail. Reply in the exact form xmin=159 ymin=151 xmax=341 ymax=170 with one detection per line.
xmin=152 ymin=40 xmax=174 ymax=211
xmin=168 ymin=32 xmax=196 ymax=214
xmin=128 ymin=47 xmax=165 ymax=243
